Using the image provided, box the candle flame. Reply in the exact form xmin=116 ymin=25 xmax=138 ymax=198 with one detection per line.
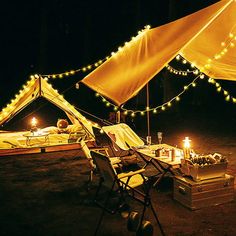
xmin=31 ymin=117 xmax=37 ymax=126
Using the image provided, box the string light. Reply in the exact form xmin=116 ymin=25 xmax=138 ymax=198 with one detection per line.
xmin=95 ymin=49 xmax=236 ymax=117
xmin=40 ymin=25 xmax=151 ymax=79
xmin=35 ymin=26 xmax=236 ymax=117
xmin=95 ymin=72 xmax=202 ymax=116
xmin=0 ymin=75 xmax=101 ymax=130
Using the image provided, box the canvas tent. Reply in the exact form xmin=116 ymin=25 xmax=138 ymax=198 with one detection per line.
xmin=0 ymin=76 xmax=94 ymax=135
xmin=81 ymin=0 xmax=236 ymax=106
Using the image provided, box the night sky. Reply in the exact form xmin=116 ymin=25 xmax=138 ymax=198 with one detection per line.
xmin=3 ymin=0 xmax=234 ymax=130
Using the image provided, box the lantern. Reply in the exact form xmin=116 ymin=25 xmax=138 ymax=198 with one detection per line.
xmin=183 ymin=137 xmax=191 ymax=159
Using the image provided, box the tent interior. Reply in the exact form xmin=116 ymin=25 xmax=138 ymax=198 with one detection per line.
xmin=0 ymin=76 xmax=96 ymax=150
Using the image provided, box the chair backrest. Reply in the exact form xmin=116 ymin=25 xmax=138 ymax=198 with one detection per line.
xmin=90 ymin=151 xmax=119 ymax=189
xmin=92 ymin=127 xmax=112 ymax=147
xmin=102 ymin=123 xmax=144 ymax=151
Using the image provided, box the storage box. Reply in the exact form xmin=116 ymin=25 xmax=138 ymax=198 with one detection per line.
xmin=173 ymin=174 xmax=235 ymax=210
xmin=181 ymin=159 xmax=228 ymax=181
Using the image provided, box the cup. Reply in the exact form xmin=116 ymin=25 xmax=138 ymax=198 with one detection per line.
xmin=146 ymin=136 xmax=152 ymax=146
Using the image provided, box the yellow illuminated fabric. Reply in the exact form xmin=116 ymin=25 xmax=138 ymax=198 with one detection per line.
xmin=82 ymin=0 xmax=236 ymax=106
xmin=0 ymin=77 xmax=94 ymax=134
xmin=102 ymin=123 xmax=144 ymax=150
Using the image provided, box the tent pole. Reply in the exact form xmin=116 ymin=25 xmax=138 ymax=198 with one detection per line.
xmin=146 ymin=83 xmax=150 ymax=137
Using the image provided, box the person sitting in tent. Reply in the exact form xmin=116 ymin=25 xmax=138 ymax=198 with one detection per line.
xmin=57 ymin=119 xmax=69 ymax=133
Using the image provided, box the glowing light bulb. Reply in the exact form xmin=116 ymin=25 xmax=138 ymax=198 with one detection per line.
xmin=176 ymin=55 xmax=180 ymax=60
xmin=200 ymin=74 xmax=205 ymax=79
xmin=225 ymin=95 xmax=230 ymax=101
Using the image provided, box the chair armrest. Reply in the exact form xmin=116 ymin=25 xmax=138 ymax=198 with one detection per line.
xmin=110 ymin=157 xmax=121 ymax=165
xmin=118 ymin=168 xmax=145 ymax=179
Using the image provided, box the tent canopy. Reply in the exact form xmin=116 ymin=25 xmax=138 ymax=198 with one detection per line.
xmin=0 ymin=76 xmax=94 ymax=134
xmin=82 ymin=0 xmax=236 ymax=106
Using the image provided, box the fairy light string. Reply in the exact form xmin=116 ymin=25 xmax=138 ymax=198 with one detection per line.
xmin=95 ymin=73 xmax=203 ymax=117
xmin=0 ymin=74 xmax=101 ymax=129
xmin=40 ymin=25 xmax=151 ymax=79
xmin=39 ymin=27 xmax=236 ymax=116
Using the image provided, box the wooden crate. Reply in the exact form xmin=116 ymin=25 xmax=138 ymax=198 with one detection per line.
xmin=173 ymin=174 xmax=235 ymax=210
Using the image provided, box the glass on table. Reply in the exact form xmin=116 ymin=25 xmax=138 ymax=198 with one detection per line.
xmin=146 ymin=136 xmax=152 ymax=146
xmin=157 ymin=132 xmax=163 ymax=144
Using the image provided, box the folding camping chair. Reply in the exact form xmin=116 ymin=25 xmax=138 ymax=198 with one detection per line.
xmin=91 ymin=151 xmax=165 ymax=236
xmin=81 ymin=139 xmax=122 ymax=188
xmin=93 ymin=126 xmax=130 ymax=157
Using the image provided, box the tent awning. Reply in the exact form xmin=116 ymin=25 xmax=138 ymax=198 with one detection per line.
xmin=82 ymin=0 xmax=236 ymax=106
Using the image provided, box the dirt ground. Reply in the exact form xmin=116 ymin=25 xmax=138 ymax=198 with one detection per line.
xmin=0 ymin=112 xmax=236 ymax=236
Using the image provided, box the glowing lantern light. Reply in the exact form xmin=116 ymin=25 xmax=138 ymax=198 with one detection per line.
xmin=30 ymin=117 xmax=38 ymax=133
xmin=31 ymin=117 xmax=37 ymax=127
xmin=183 ymin=137 xmax=191 ymax=159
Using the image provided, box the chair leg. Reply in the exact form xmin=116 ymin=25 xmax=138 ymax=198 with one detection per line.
xmin=86 ymin=169 xmax=93 ymax=191
xmin=141 ymin=183 xmax=165 ymax=236
xmin=94 ymin=182 xmax=116 ymax=235
xmin=149 ymin=201 xmax=165 ymax=236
